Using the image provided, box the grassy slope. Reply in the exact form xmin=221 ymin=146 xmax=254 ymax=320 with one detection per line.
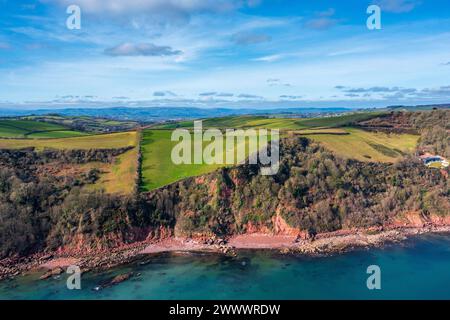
xmin=0 ymin=123 xmax=27 ymax=138
xmin=141 ymin=130 xmax=222 ymax=191
xmin=101 ymin=146 xmax=139 ymax=194
xmin=297 ymin=128 xmax=419 ymax=162
xmin=296 ymin=112 xmax=382 ymax=128
xmin=153 ymin=116 xmax=267 ymax=129
xmin=141 ymin=129 xmax=268 ymax=191
xmin=142 ymin=111 xmax=420 ymax=189
xmin=154 ymin=111 xmax=417 ymax=160
xmin=0 ymin=129 xmax=140 ymax=194
xmin=155 ymin=112 xmax=418 ymax=164
xmin=0 ymin=112 xmax=420 ymax=193
xmin=140 ymin=127 xmax=418 ymax=192
xmin=23 ymin=116 xmax=139 ymax=133
xmin=26 ymin=130 xmax=88 ymax=138
xmin=0 ymin=119 xmax=86 ymax=138
xmin=0 ymin=129 xmax=139 ymax=194
xmin=0 ymin=131 xmax=137 ymax=150
xmin=154 ymin=112 xmax=382 ymax=130
xmin=87 ymin=133 xmax=140 ymax=195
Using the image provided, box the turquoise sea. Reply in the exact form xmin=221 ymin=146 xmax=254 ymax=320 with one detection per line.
xmin=1 ymin=233 xmax=450 ymax=300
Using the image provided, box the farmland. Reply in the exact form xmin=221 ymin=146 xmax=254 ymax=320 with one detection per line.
xmin=154 ymin=112 xmax=383 ymax=130
xmin=0 ymin=112 xmax=422 ymax=192
xmin=140 ymin=129 xmax=271 ymax=191
xmin=294 ymin=127 xmax=419 ymax=162
xmin=150 ymin=112 xmax=418 ymax=172
xmin=0 ymin=130 xmax=139 ymax=194
xmin=0 ymin=119 xmax=87 ymax=138
xmin=22 ymin=115 xmax=140 ymax=133
xmin=142 ymin=117 xmax=419 ymax=191
xmin=0 ymin=131 xmax=137 ymax=150
xmin=141 ymin=130 xmax=223 ymax=191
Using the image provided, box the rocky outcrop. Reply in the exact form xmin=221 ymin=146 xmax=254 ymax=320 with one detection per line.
xmin=272 ymin=209 xmax=303 ymax=237
xmin=390 ymin=212 xmax=450 ymax=229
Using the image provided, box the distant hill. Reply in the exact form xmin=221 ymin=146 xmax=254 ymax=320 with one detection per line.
xmin=387 ymin=104 xmax=450 ymax=111
xmin=0 ymin=107 xmax=352 ymax=122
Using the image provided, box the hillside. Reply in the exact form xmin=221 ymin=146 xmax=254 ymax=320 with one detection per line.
xmin=153 ymin=112 xmax=382 ymax=130
xmin=0 ymin=119 xmax=87 ymax=138
xmin=143 ymin=111 xmax=418 ymax=191
xmin=297 ymin=128 xmax=419 ymax=162
xmin=21 ymin=115 xmax=140 ymax=133
xmin=140 ymin=129 xmax=271 ymax=191
xmin=0 ymin=131 xmax=139 ymax=196
xmin=0 ymin=131 xmax=137 ymax=150
xmin=141 ymin=130 xmax=223 ymax=191
xmin=0 ymin=110 xmax=448 ymax=266
xmin=358 ymin=110 xmax=450 ymax=158
xmin=143 ymin=137 xmax=448 ymax=239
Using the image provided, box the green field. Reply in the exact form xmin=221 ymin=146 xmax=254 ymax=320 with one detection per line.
xmin=296 ymin=113 xmax=384 ymax=128
xmin=141 ymin=129 xmax=271 ymax=191
xmin=142 ymin=111 xmax=420 ymax=190
xmin=0 ymin=119 xmax=87 ymax=138
xmin=296 ymin=128 xmax=419 ymax=162
xmin=22 ymin=115 xmax=140 ymax=133
xmin=141 ymin=130 xmax=221 ymax=191
xmin=0 ymin=131 xmax=137 ymax=150
xmin=0 ymin=112 xmax=422 ymax=192
xmin=0 ymin=129 xmax=139 ymax=194
xmin=154 ymin=112 xmax=383 ymax=130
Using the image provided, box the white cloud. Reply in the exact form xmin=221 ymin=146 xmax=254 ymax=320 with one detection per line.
xmin=153 ymin=90 xmax=177 ymax=97
xmin=43 ymin=0 xmax=256 ymax=15
xmin=375 ymin=0 xmax=420 ymax=13
xmin=3 ymin=4 xmax=450 ymax=109
xmin=231 ymin=32 xmax=272 ymax=45
xmin=104 ymin=43 xmax=182 ymax=56
xmin=303 ymin=8 xmax=340 ymax=30
xmin=199 ymin=92 xmax=217 ymax=96
xmin=252 ymin=54 xmax=284 ymax=62
xmin=237 ymin=93 xmax=264 ymax=99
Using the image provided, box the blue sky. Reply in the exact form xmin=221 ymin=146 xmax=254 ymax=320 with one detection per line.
xmin=0 ymin=0 xmax=450 ymax=109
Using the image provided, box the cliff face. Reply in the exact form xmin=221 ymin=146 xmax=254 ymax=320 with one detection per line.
xmin=141 ymin=136 xmax=449 ymax=240
xmin=0 ymin=148 xmax=138 ymax=258
xmin=0 ymin=112 xmax=449 ymax=259
xmin=41 ymin=134 xmax=449 ymax=254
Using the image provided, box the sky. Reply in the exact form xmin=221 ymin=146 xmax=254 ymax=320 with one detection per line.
xmin=0 ymin=0 xmax=450 ymax=109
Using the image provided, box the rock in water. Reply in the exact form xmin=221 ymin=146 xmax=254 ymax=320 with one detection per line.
xmin=110 ymin=272 xmax=133 ymax=285
xmin=39 ymin=267 xmax=64 ymax=280
xmin=96 ymin=272 xmax=134 ymax=289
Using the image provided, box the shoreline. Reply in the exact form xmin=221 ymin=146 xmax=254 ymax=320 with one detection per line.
xmin=2 ymin=224 xmax=450 ymax=281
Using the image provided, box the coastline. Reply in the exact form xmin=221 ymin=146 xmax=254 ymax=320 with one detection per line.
xmin=2 ymin=223 xmax=450 ymax=281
